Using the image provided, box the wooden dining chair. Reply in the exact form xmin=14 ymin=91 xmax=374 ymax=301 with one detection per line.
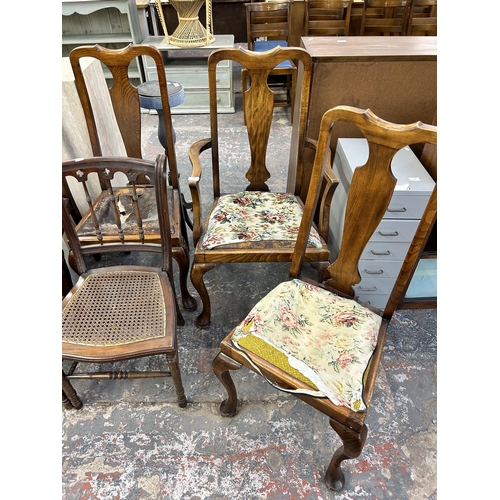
xmin=188 ymin=46 xmax=337 ymax=328
xmin=360 ymin=0 xmax=410 ymax=36
xmin=243 ymin=1 xmax=296 ymax=122
xmin=211 ymin=106 xmax=437 ymax=492
xmin=304 ymin=0 xmax=354 ymax=36
xmin=62 ymin=155 xmax=187 ymax=410
xmin=68 ymin=43 xmax=196 ymax=312
xmin=406 ymin=0 xmax=437 ymax=36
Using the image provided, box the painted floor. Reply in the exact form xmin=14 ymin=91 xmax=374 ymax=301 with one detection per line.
xmin=62 ymin=66 xmax=437 ymax=499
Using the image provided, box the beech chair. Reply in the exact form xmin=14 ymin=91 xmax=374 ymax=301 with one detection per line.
xmin=212 ymin=106 xmax=437 ymax=492
xmin=62 ymin=155 xmax=187 ymax=410
xmin=68 ymin=43 xmax=196 ymax=312
xmin=243 ymin=1 xmax=296 ymax=122
xmin=304 ymin=0 xmax=354 ymax=36
xmin=359 ymin=0 xmax=410 ymax=36
xmin=188 ymin=46 xmax=337 ymax=328
xmin=406 ymin=0 xmax=437 ymax=36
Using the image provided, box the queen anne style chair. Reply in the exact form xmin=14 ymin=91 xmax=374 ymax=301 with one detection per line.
xmin=62 ymin=155 xmax=187 ymax=410
xmin=243 ymin=1 xmax=296 ymax=122
xmin=304 ymin=0 xmax=354 ymax=36
xmin=360 ymin=0 xmax=410 ymax=36
xmin=211 ymin=106 xmax=437 ymax=492
xmin=68 ymin=44 xmax=196 ymax=312
xmin=188 ymin=46 xmax=337 ymax=329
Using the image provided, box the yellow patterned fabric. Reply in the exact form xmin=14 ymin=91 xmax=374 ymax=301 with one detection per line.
xmin=201 ymin=191 xmax=323 ymax=249
xmin=231 ymin=279 xmax=382 ymax=411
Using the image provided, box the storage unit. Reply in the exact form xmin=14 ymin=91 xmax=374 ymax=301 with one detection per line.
xmin=142 ymin=35 xmax=235 ymax=114
xmin=62 ymin=0 xmax=147 ymax=83
xmin=328 ymin=138 xmax=435 ymax=309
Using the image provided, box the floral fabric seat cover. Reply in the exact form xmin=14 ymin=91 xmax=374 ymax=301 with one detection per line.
xmin=201 ymin=191 xmax=323 ymax=249
xmin=231 ymin=279 xmax=382 ymax=411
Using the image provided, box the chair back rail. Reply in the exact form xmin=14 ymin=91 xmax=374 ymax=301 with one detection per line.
xmin=294 ymin=106 xmax=437 ymax=316
xmin=207 ymin=46 xmax=313 ymax=198
xmin=69 ymin=44 xmax=179 ymax=189
xmin=305 ymin=0 xmax=354 ymax=36
xmin=62 ymin=156 xmax=173 ymax=276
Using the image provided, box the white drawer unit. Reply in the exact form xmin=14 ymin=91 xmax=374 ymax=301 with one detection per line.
xmin=142 ymin=35 xmax=235 ymax=114
xmin=328 ymin=138 xmax=435 ymax=309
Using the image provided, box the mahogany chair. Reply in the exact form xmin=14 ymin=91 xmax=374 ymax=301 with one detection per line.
xmin=406 ymin=0 xmax=437 ymax=36
xmin=62 ymin=155 xmax=187 ymax=410
xmin=359 ymin=0 xmax=410 ymax=36
xmin=68 ymin=43 xmax=196 ymax=312
xmin=304 ymin=0 xmax=354 ymax=36
xmin=188 ymin=46 xmax=337 ymax=328
xmin=212 ymin=106 xmax=437 ymax=492
xmin=243 ymin=1 xmax=296 ymax=122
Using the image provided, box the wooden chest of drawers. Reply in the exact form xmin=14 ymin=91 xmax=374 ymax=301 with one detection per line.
xmin=328 ymin=138 xmax=436 ymax=309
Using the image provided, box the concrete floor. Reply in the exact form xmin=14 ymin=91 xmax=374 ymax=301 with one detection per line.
xmin=62 ymin=66 xmax=437 ymax=499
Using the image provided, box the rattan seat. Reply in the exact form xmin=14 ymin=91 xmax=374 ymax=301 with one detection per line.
xmin=63 ymin=270 xmax=169 ymax=347
xmin=62 ymin=155 xmax=187 ymax=410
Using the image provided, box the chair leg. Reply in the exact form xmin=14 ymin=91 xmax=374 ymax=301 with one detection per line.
xmin=62 ymin=390 xmax=74 ymax=410
xmin=325 ymin=420 xmax=368 ymax=492
xmin=212 ymin=352 xmax=242 ymax=417
xmin=172 ymin=244 xmax=197 ymax=311
xmin=190 ymin=262 xmax=216 ymax=329
xmin=62 ymin=371 xmax=83 ymax=410
xmin=166 ymin=352 xmax=187 ymax=408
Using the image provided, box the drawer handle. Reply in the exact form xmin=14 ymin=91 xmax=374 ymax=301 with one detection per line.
xmin=370 ymin=250 xmax=391 ymax=256
xmin=216 ymin=97 xmax=221 ymax=102
xmin=386 ymin=207 xmax=407 ymax=213
xmin=378 ymin=231 xmax=399 ymax=237
xmin=360 ymin=286 xmax=378 ymax=292
xmin=364 ymin=269 xmax=384 ymax=275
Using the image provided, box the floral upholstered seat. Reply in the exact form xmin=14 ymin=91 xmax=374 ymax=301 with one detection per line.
xmin=201 ymin=191 xmax=323 ymax=249
xmin=231 ymin=279 xmax=382 ymax=411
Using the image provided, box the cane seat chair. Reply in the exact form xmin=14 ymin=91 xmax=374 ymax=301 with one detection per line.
xmin=243 ymin=1 xmax=296 ymax=122
xmin=305 ymin=0 xmax=354 ymax=37
xmin=212 ymin=106 xmax=437 ymax=492
xmin=188 ymin=46 xmax=337 ymax=328
xmin=68 ymin=44 xmax=196 ymax=312
xmin=360 ymin=0 xmax=410 ymax=36
xmin=62 ymin=155 xmax=187 ymax=410
xmin=406 ymin=0 xmax=437 ymax=36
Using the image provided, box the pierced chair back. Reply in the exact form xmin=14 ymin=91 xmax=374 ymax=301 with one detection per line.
xmin=68 ymin=43 xmax=196 ymax=311
xmin=305 ymin=0 xmax=354 ymax=37
xmin=360 ymin=0 xmax=410 ymax=36
xmin=188 ymin=46 xmax=337 ymax=328
xmin=62 ymin=155 xmax=187 ymax=410
xmin=211 ymin=106 xmax=437 ymax=492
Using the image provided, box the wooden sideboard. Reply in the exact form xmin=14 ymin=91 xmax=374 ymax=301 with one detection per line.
xmin=288 ymin=35 xmax=437 ymax=201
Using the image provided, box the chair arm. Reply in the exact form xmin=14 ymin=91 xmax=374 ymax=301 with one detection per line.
xmin=188 ymin=138 xmax=212 ymax=245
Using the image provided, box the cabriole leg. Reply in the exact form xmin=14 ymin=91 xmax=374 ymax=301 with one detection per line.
xmin=172 ymin=245 xmax=197 ymax=311
xmin=325 ymin=420 xmax=368 ymax=491
xmin=190 ymin=262 xmax=216 ymax=329
xmin=212 ymin=352 xmax=242 ymax=417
